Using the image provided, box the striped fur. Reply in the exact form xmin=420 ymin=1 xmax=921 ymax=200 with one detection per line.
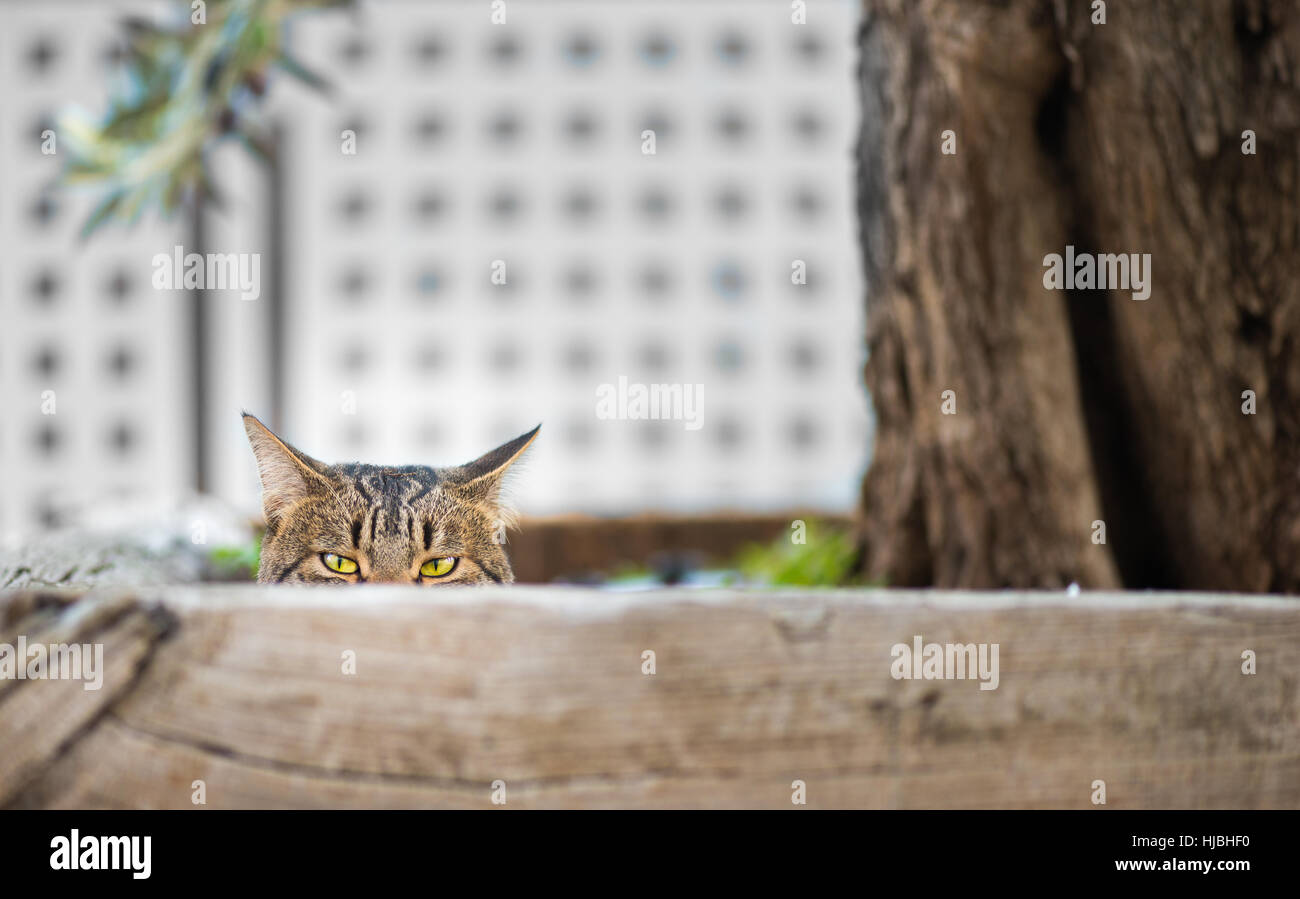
xmin=243 ymin=414 xmax=538 ymax=585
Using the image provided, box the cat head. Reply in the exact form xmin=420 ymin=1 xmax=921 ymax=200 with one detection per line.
xmin=242 ymin=413 xmax=538 ymax=585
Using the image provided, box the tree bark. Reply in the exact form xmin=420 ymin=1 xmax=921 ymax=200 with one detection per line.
xmin=855 ymin=0 xmax=1300 ymax=591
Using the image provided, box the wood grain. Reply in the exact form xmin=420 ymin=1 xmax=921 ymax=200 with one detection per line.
xmin=1 ymin=587 xmax=1296 ymax=808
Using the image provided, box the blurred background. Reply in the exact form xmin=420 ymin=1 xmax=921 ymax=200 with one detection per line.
xmin=0 ymin=0 xmax=868 ymax=584
xmin=10 ymin=0 xmax=1284 ymax=595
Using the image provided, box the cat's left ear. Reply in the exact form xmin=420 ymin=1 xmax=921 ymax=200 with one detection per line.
xmin=242 ymin=413 xmax=331 ymax=523
xmin=449 ymin=424 xmax=540 ymax=514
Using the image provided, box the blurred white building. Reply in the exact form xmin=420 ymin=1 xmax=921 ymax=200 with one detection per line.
xmin=0 ymin=0 xmax=868 ymax=539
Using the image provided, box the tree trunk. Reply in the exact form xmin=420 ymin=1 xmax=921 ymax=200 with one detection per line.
xmin=855 ymin=0 xmax=1300 ymax=591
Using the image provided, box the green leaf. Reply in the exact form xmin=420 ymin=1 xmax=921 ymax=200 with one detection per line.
xmin=79 ymin=190 xmax=127 ymax=239
xmin=63 ymin=0 xmax=354 ymax=238
xmin=274 ymin=52 xmax=334 ymax=94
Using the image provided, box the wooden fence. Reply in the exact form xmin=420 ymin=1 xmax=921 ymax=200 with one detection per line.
xmin=1 ymin=587 xmax=1296 ymax=808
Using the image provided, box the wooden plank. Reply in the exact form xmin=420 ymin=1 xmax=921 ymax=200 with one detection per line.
xmin=1 ymin=587 xmax=1296 ymax=808
xmin=0 ymin=591 xmax=175 ymax=802
xmin=507 ymin=514 xmax=851 ymax=583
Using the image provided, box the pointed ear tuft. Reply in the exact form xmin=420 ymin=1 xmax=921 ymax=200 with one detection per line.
xmin=242 ymin=413 xmax=330 ymax=522
xmin=449 ymin=424 xmax=541 ymax=522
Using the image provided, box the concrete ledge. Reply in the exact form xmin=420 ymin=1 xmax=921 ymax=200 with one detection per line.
xmin=1 ymin=587 xmax=1296 ymax=808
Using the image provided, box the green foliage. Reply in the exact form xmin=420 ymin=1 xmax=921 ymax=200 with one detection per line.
xmin=207 ymin=540 xmax=260 ymax=581
xmin=59 ymin=0 xmax=351 ymax=238
xmin=606 ymin=562 xmax=653 ymax=583
xmin=735 ymin=521 xmax=869 ymax=587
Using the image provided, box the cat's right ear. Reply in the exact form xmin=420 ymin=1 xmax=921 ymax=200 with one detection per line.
xmin=242 ymin=413 xmax=330 ymax=522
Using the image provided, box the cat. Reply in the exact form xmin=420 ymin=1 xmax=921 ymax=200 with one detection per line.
xmin=242 ymin=413 xmax=538 ymax=585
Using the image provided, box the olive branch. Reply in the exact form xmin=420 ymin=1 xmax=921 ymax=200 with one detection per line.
xmin=59 ymin=0 xmax=352 ymax=238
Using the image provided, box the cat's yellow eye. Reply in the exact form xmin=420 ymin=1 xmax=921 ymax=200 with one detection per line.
xmin=322 ymin=552 xmax=359 ymax=575
xmin=420 ymin=557 xmax=457 ymax=578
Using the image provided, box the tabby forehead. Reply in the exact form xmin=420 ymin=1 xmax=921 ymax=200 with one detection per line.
xmin=329 ymin=480 xmax=438 ymax=576
xmin=243 ymin=412 xmax=537 ymax=584
xmin=336 ymin=464 xmax=439 ymax=503
xmin=337 ymin=470 xmax=444 ymax=540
